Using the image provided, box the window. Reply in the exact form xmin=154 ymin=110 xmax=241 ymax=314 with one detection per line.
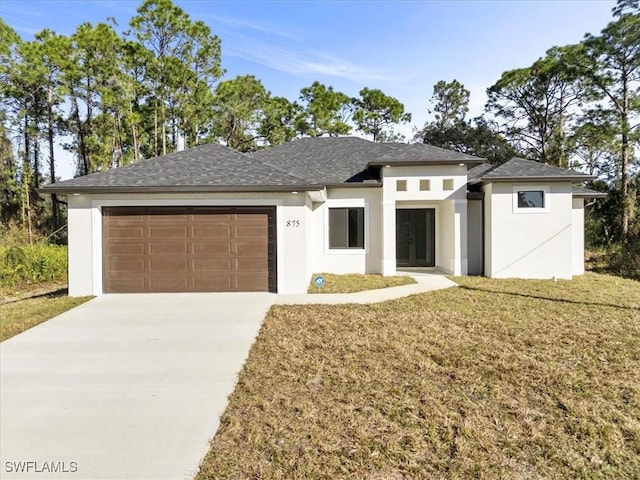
xmin=513 ymin=186 xmax=550 ymax=213
xmin=420 ymin=179 xmax=431 ymax=191
xmin=396 ymin=179 xmax=407 ymax=191
xmin=329 ymin=207 xmax=364 ymax=249
xmin=517 ymin=190 xmax=544 ymax=208
xmin=443 ymin=179 xmax=454 ymax=191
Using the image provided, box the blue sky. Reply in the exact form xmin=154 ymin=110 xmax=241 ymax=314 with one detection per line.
xmin=2 ymin=0 xmax=615 ymax=179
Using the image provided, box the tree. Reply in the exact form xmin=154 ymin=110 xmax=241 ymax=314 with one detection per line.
xmin=580 ymin=10 xmax=640 ymax=242
xmin=415 ymin=80 xmax=520 ymax=164
xmin=486 ymin=46 xmax=586 ymax=167
xmin=209 ymin=75 xmax=268 ymax=152
xmin=429 ymin=79 xmax=470 ymax=129
xmin=352 ymin=87 xmax=411 ymax=142
xmin=569 ymin=111 xmax=619 ymax=178
xmin=298 ymin=81 xmax=352 ymax=137
xmin=258 ymin=96 xmax=301 ymax=147
xmin=128 ymin=0 xmax=222 ymax=155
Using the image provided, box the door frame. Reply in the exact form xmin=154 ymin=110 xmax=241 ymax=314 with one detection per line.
xmin=395 ymin=206 xmax=437 ymax=268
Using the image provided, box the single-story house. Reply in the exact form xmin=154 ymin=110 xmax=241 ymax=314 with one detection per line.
xmin=41 ymin=137 xmax=605 ymax=296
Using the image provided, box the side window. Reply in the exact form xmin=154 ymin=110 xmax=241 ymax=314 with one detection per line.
xmin=513 ymin=186 xmax=549 ymax=212
xmin=329 ymin=207 xmax=365 ymax=249
xmin=517 ymin=190 xmax=545 ymax=208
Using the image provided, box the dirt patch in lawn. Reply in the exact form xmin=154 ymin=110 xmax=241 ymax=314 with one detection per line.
xmin=308 ymin=273 xmax=416 ymax=294
xmin=197 ymin=273 xmax=640 ymax=479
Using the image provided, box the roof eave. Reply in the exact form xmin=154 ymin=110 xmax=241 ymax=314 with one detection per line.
xmin=38 ymin=184 xmax=323 ymax=195
xmin=573 ymin=192 xmax=608 ymax=199
xmin=481 ymin=175 xmax=595 ymax=182
xmin=368 ymin=159 xmax=485 ymax=167
xmin=325 ymin=181 xmax=382 ymax=189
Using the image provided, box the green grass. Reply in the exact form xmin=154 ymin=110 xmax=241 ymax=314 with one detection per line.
xmin=308 ymin=273 xmax=416 ymax=293
xmin=1 ymin=284 xmax=92 ymax=341
xmin=197 ymin=273 xmax=640 ymax=479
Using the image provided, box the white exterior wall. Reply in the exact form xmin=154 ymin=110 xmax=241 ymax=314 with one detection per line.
xmin=467 ymin=199 xmax=483 ymax=275
xmin=381 ymin=165 xmax=468 ymax=276
xmin=572 ymin=198 xmax=585 ymax=275
xmin=66 ymin=192 xmax=311 ymax=296
xmin=484 ymin=182 xmax=574 ymax=279
xmin=67 ymin=195 xmax=95 ymax=297
xmin=308 ymin=187 xmax=382 ymax=275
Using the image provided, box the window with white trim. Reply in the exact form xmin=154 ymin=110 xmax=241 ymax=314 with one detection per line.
xmin=513 ymin=186 xmax=550 ymax=213
xmin=329 ymin=207 xmax=365 ymax=249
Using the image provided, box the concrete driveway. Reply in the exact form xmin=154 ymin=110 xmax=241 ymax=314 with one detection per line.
xmin=0 ymin=293 xmax=275 ymax=480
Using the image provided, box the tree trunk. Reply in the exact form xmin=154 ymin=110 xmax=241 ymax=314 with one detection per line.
xmin=620 ymin=71 xmax=630 ymax=244
xmin=47 ymin=85 xmax=59 ymax=228
xmin=72 ymin=95 xmax=89 ymax=176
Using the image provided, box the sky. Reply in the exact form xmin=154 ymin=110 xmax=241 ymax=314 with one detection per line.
xmin=1 ymin=0 xmax=616 ymax=180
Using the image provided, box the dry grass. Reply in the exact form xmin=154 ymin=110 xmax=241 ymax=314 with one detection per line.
xmin=0 ymin=285 xmax=92 ymax=341
xmin=198 ymin=273 xmax=640 ymax=479
xmin=308 ymin=273 xmax=416 ymax=293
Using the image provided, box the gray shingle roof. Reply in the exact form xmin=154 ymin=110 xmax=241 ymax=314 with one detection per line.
xmin=572 ymin=186 xmax=608 ymax=198
xmin=373 ymin=143 xmax=485 ymax=164
xmin=482 ymin=157 xmax=594 ymax=181
xmin=40 ymin=141 xmax=595 ymax=195
xmin=247 ymin=137 xmax=392 ymax=184
xmin=467 ymin=163 xmax=496 ymax=183
xmin=41 ymin=143 xmax=315 ymax=194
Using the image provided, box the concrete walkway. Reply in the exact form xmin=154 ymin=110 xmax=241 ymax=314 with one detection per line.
xmin=0 ymin=273 xmax=455 ymax=480
xmin=275 ymin=270 xmax=456 ymax=304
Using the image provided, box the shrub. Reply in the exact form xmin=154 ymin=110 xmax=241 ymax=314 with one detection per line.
xmin=587 ymin=241 xmax=640 ymax=281
xmin=0 ymin=244 xmax=68 ymax=288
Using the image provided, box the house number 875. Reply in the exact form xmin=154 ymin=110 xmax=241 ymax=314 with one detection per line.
xmin=286 ymin=220 xmax=300 ymax=228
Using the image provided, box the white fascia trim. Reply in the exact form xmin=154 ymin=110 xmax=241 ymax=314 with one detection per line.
xmin=512 ymin=185 xmax=550 ymax=214
xmin=91 ymin=198 xmax=284 ymax=296
xmin=323 ymin=198 xmax=369 ymax=255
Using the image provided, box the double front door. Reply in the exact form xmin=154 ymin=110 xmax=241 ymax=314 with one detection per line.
xmin=396 ymin=208 xmax=435 ymax=267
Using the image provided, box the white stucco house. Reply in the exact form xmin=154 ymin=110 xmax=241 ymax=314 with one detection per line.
xmin=41 ymin=137 xmax=605 ymax=296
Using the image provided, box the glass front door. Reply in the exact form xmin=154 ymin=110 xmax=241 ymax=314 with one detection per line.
xmin=396 ymin=209 xmax=435 ymax=267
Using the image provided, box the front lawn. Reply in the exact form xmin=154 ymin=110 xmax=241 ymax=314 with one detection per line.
xmin=0 ymin=285 xmax=92 ymax=341
xmin=308 ymin=273 xmax=416 ymax=293
xmin=197 ymin=273 xmax=640 ymax=479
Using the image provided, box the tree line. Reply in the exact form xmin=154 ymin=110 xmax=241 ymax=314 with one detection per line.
xmin=0 ymin=0 xmax=638 ymax=251
xmin=416 ymin=0 xmax=639 ymax=246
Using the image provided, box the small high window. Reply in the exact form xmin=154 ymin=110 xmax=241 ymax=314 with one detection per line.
xmin=396 ymin=180 xmax=407 ymax=192
xmin=329 ymin=208 xmax=365 ymax=249
xmin=420 ymin=179 xmax=431 ymax=191
xmin=517 ymin=190 xmax=545 ymax=208
xmin=513 ymin=186 xmax=549 ymax=213
xmin=443 ymin=179 xmax=454 ymax=191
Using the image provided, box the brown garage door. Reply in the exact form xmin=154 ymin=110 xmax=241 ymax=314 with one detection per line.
xmin=102 ymin=207 xmax=277 ymax=293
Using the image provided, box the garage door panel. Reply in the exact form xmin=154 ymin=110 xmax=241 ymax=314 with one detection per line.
xmin=192 ymin=242 xmax=232 ymax=254
xmin=148 ymin=276 xmax=190 ymax=291
xmin=149 ymin=243 xmax=188 ymax=255
xmin=103 ymin=207 xmax=276 ymax=293
xmin=149 ymin=256 xmax=188 ymax=272
xmin=107 ymin=226 xmax=144 ymax=238
xmin=236 ymin=275 xmax=268 ymax=291
xmin=108 ymin=277 xmax=147 ymax=292
xmin=149 ymin=226 xmax=189 ymax=238
xmin=193 ymin=226 xmax=232 ymax=238
xmin=107 ymin=255 xmax=145 ymax=270
xmin=193 ymin=258 xmax=232 ymax=272
xmin=193 ymin=277 xmax=233 ymax=291
xmin=107 ymin=244 xmax=145 ymax=255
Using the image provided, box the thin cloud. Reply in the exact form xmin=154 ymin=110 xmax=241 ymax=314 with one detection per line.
xmin=227 ymin=42 xmax=411 ymax=83
xmin=205 ymin=14 xmax=301 ymax=41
